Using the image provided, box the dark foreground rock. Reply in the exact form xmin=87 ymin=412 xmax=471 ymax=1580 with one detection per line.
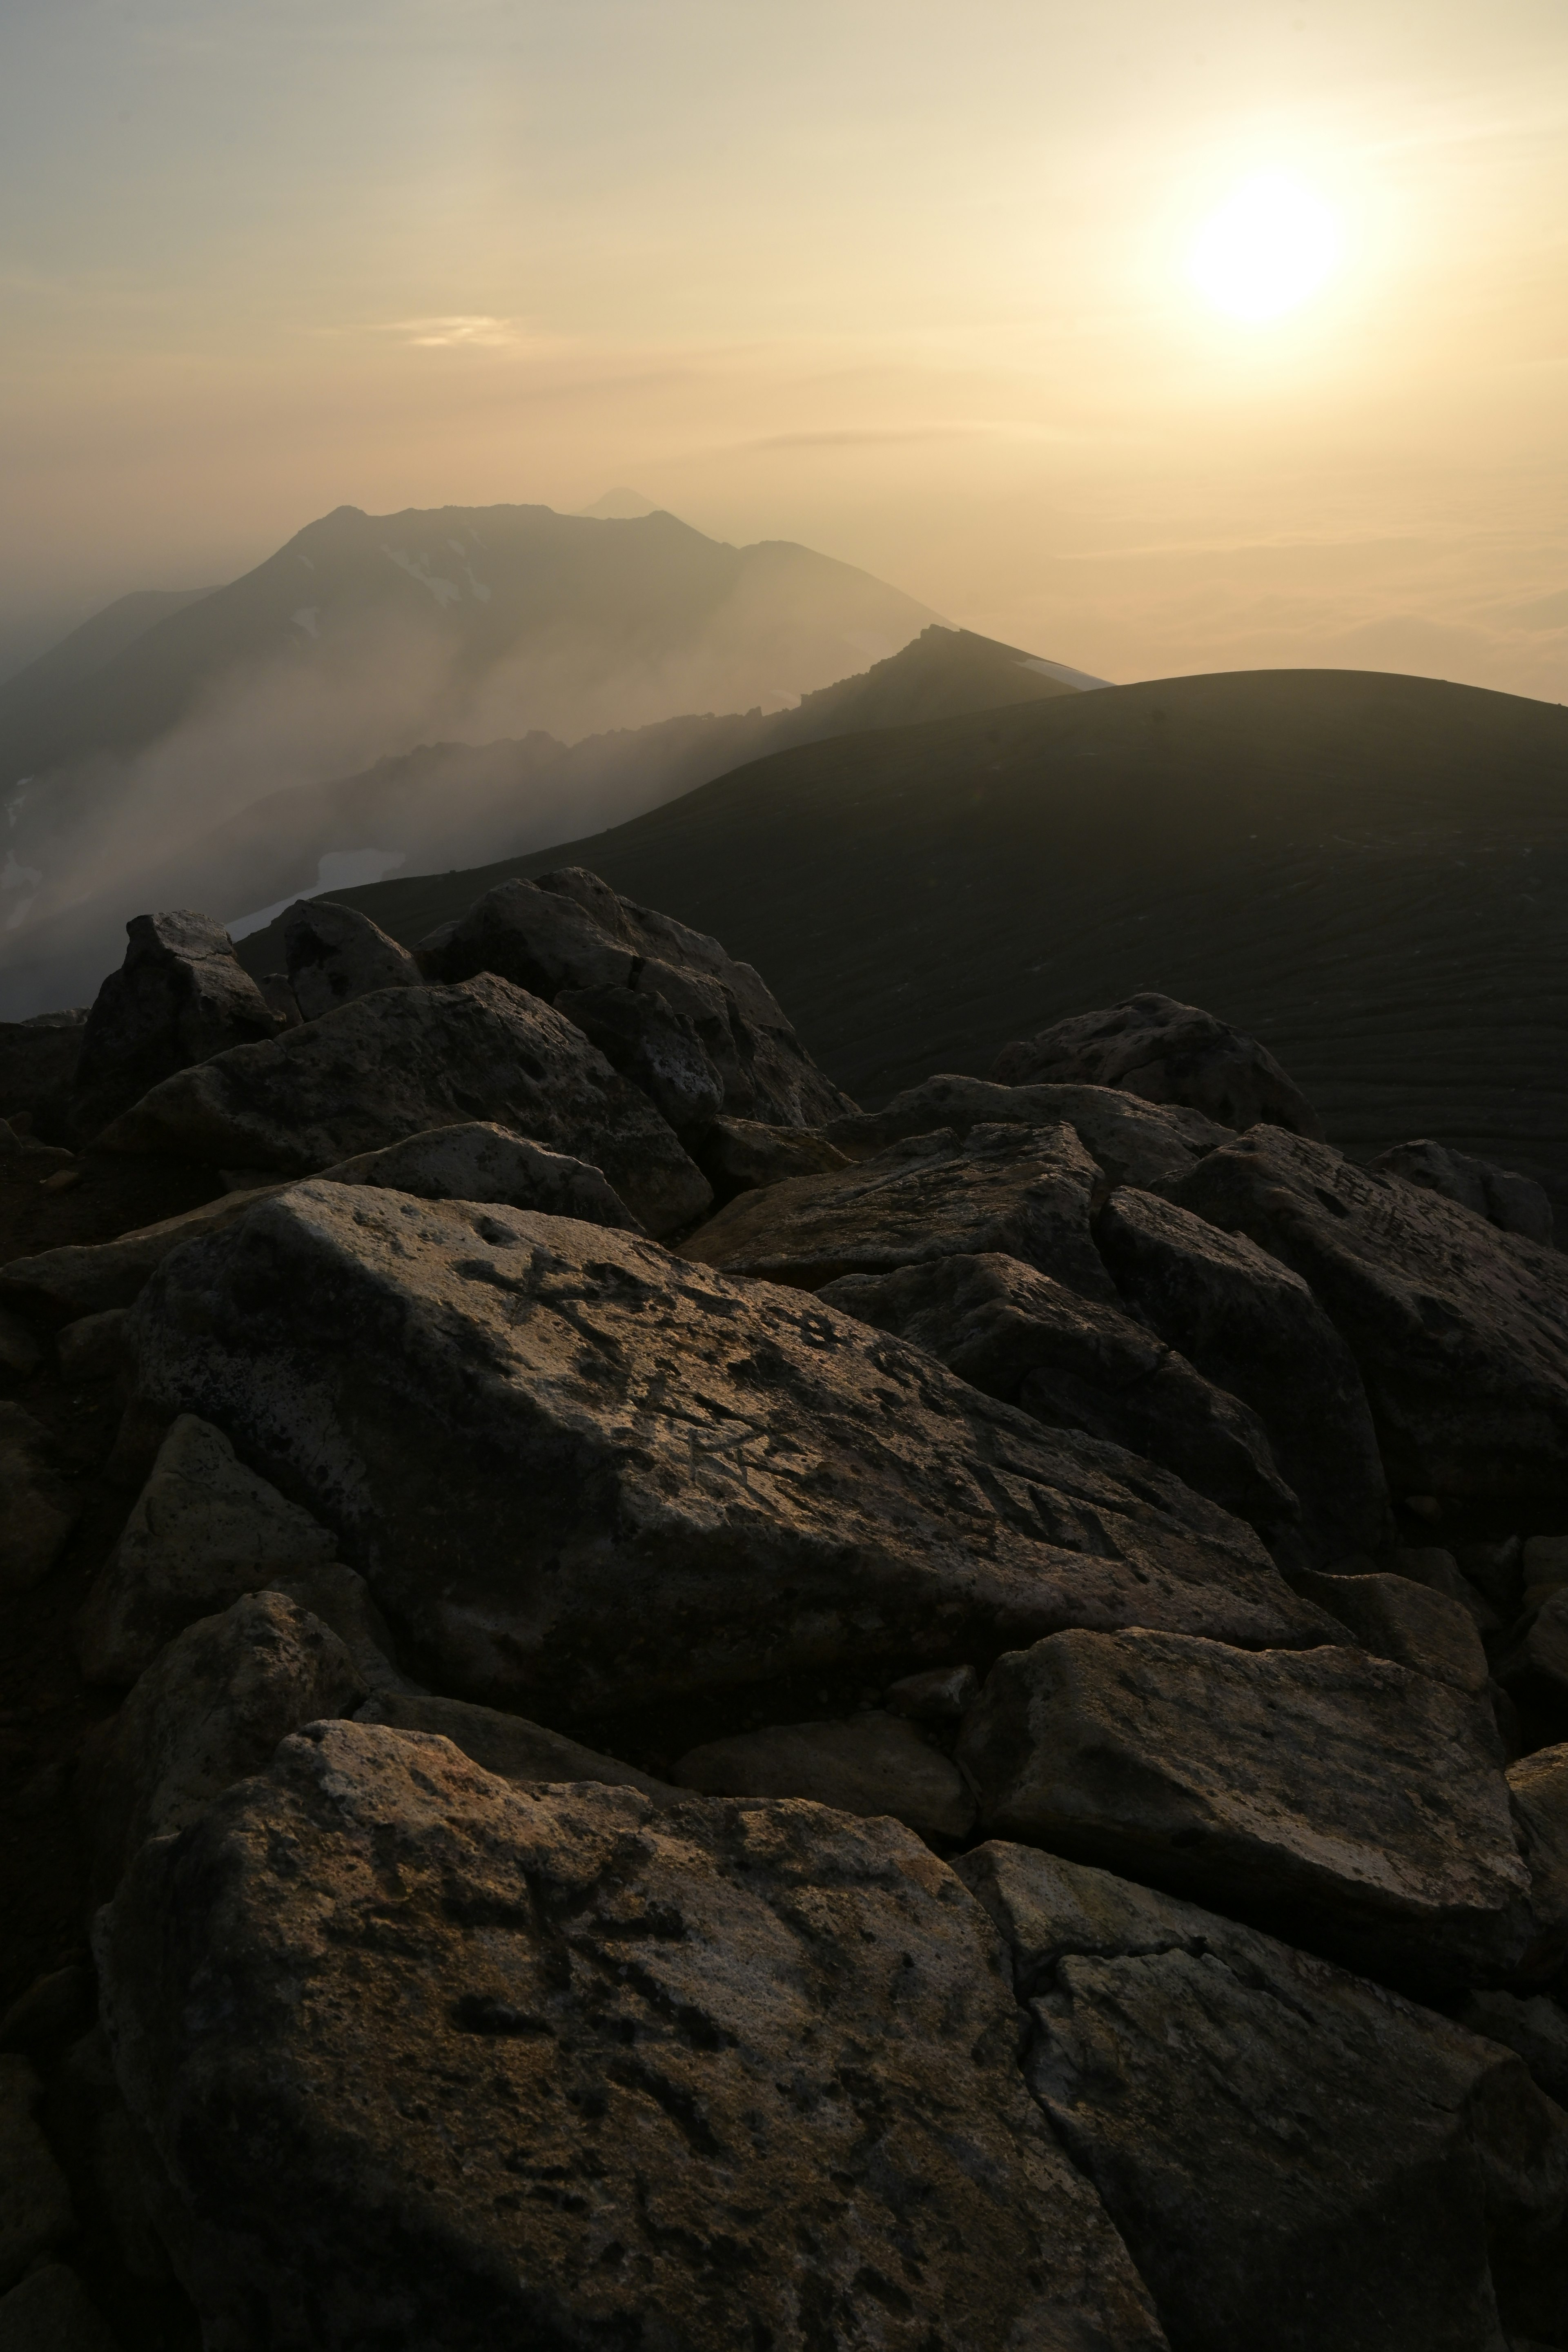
xmin=1164 ymin=1125 xmax=1568 ymax=1499
xmin=99 ymin=1720 xmax=1169 ymax=2352
xmin=91 ymin=974 xmax=711 ymax=1236
xmin=671 ymin=1712 xmax=976 ymax=1844
xmin=420 ymin=865 xmax=856 ymax=1128
xmin=125 ymin=1183 xmax=1333 ymax=1715
xmin=684 ymin=1120 xmax=1117 ymax=1297
xmin=1373 ymin=1136 xmax=1556 ymax=1247
xmin=69 ymin=909 xmax=281 ymax=1138
xmin=1096 ymin=1185 xmax=1392 ymax=1561
xmin=958 ymin=1843 xmax=1568 ymax=2352
xmin=956 ymin=1627 xmax=1530 ymax=1985
xmin=0 ymin=1007 xmax=87 ymax=1124
xmin=821 ymin=1252 xmax=1304 ymax=1559
xmin=990 ymin=991 xmax=1325 ymax=1140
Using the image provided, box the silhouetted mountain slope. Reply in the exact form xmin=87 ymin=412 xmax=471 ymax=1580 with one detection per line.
xmin=0 ymin=588 xmax=212 ymax=741
xmin=170 ymin=626 xmax=1081 ymax=930
xmin=318 ymin=668 xmax=1568 ymax=1204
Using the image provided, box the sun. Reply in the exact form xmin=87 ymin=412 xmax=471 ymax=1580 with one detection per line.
xmin=1187 ymin=172 xmax=1342 ymax=323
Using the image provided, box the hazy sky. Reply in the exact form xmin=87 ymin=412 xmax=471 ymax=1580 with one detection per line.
xmin=3 ymin=0 xmax=1565 ymax=697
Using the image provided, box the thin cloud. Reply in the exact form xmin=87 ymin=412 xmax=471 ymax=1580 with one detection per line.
xmin=384 ymin=316 xmax=526 ymax=349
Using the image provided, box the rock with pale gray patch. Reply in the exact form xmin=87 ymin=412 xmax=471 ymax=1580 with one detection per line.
xmin=990 ymin=990 xmax=1325 ymax=1140
xmin=957 ymin=1842 xmax=1568 ymax=2352
xmin=97 ymin=1719 xmax=1167 ymax=2352
xmin=0 ymin=1404 xmax=81 ymax=1592
xmin=317 ymin=1120 xmax=641 ymax=1229
xmin=0 ymin=2056 xmax=75 ymax=2291
xmin=279 ymin=898 xmax=421 ymax=1022
xmin=956 ymin=1626 xmax=1530 ymax=1986
xmin=672 ymin=1712 xmax=976 ymax=1844
xmin=76 ymin=1414 xmax=338 ymax=1686
xmin=554 ymin=982 xmax=725 ymax=1138
xmin=357 ymin=1690 xmax=676 ymax=1797
xmin=125 ymin=1182 xmax=1336 ymax=1719
xmin=93 ymin=973 xmax=710 ymax=1238
xmin=1373 ymin=1138 xmax=1555 ymax=1247
xmin=76 ymin=1590 xmax=365 ymax=1897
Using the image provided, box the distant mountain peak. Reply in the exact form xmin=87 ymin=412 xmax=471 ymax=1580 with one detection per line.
xmin=578 ymin=488 xmax=668 ymax=520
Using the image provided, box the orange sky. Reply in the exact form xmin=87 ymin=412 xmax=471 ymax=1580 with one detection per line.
xmin=2 ymin=0 xmax=1565 ymax=698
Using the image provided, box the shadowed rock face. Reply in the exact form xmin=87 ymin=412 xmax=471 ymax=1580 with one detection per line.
xmin=1372 ymin=1136 xmax=1556 ymax=1247
xmin=279 ymin=898 xmax=420 ymax=1022
xmin=956 ymin=1626 xmax=1529 ymax=1988
xmin=990 ymin=991 xmax=1325 ymax=1141
xmin=958 ymin=1845 xmax=1568 ymax=2352
xmin=822 ymin=1073 xmax=1228 ymax=1187
xmin=1161 ymin=1125 xmax=1568 ymax=1499
xmin=90 ymin=973 xmax=711 ymax=1237
xmin=98 ymin=1722 xmax=1170 ymax=2352
xmin=419 ymin=865 xmax=856 ymax=1129
xmin=71 ymin=910 xmax=281 ymax=1138
xmin=124 ymin=1183 xmax=1334 ymax=1716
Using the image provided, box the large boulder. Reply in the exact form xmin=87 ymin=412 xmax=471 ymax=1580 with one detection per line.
xmin=76 ymin=1413 xmax=339 ymax=1686
xmin=90 ymin=974 xmax=712 ymax=1238
xmin=990 ymin=991 xmax=1324 ymax=1140
xmin=1372 ymin=1137 xmax=1555 ymax=1248
xmin=69 ymin=909 xmax=281 ymax=1138
xmin=958 ymin=1843 xmax=1568 ymax=2352
xmin=553 ymin=982 xmax=726 ymax=1138
xmin=823 ymin=1071 xmax=1229 ymax=1188
xmin=420 ymin=866 xmax=855 ymax=1128
xmin=76 ymin=1590 xmax=366 ymax=1898
xmin=955 ymin=1626 xmax=1530 ymax=1985
xmin=278 ymin=897 xmax=421 ymax=1021
xmin=821 ymin=1252 xmax=1304 ymax=1559
xmin=1162 ymin=1126 xmax=1568 ymax=1499
xmin=97 ymin=1720 xmax=1168 ymax=2352
xmin=1096 ymin=1185 xmax=1392 ymax=1562
xmin=125 ymin=1183 xmax=1335 ymax=1717
xmin=683 ymin=1121 xmax=1117 ymax=1298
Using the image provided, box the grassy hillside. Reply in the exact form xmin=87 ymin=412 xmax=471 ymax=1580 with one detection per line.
xmin=313 ymin=668 xmax=1568 ymax=1204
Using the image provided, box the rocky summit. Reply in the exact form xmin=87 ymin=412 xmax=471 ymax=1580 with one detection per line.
xmin=1 ymin=869 xmax=1566 ymax=2351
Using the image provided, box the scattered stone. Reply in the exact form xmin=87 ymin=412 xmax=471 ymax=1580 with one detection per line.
xmin=76 ymin=1414 xmax=338 ymax=1686
xmin=991 ymin=990 xmax=1324 ymax=1140
xmin=358 ymin=1690 xmax=677 ymax=1798
xmin=0 ymin=2262 xmax=119 ymax=2352
xmin=956 ymin=1626 xmax=1530 ymax=1985
xmin=317 ymin=1120 xmax=641 ymax=1229
xmin=420 ymin=866 xmax=856 ymax=1127
xmin=0 ymin=1967 xmax=96 ymax=2068
xmin=1455 ymin=1990 xmax=1568 ymax=2107
xmin=76 ymin=1591 xmax=366 ymax=1897
xmin=1373 ymin=1137 xmax=1556 ymax=1247
xmin=98 ymin=1720 xmax=1167 ymax=2352
xmin=958 ymin=1843 xmax=1568 ymax=2352
xmin=823 ymin=1071 xmax=1228 ymax=1187
xmin=884 ymin=1662 xmax=980 ymax=1721
xmin=554 ymin=982 xmax=726 ymax=1136
xmin=822 ymin=1251 xmax=1304 ymax=1559
xmin=127 ymin=1185 xmax=1334 ymax=1717
xmin=69 ymin=909 xmax=281 ymax=1138
xmin=93 ymin=973 xmax=711 ymax=1238
xmin=0 ymin=2056 xmax=74 ymax=2291
xmin=1163 ymin=1125 xmax=1568 ymax=1500
xmin=0 ymin=1405 xmax=81 ymax=1592
xmin=685 ymin=1120 xmax=1117 ymax=1296
xmin=695 ymin=1113 xmax=851 ymax=1205
xmin=1096 ymin=1184 xmax=1392 ymax=1564
xmin=0 ymin=1182 xmax=287 ymax=1319
xmin=671 ymin=1712 xmax=976 ymax=1845
xmin=1292 ymin=1568 xmax=1490 ymax=1696
xmin=54 ymin=1308 xmax=129 ymax=1384
xmin=279 ymin=897 xmax=421 ymax=1022
xmin=0 ymin=1306 xmax=40 ymax=1376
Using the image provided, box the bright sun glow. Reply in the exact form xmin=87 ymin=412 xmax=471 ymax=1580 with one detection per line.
xmin=1187 ymin=173 xmax=1343 ymax=323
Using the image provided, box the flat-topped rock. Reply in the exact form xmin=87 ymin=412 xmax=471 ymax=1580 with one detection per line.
xmin=125 ymin=1184 xmax=1334 ymax=1717
xmin=91 ymin=973 xmax=711 ymax=1237
xmin=958 ymin=1844 xmax=1568 ymax=2352
xmin=956 ymin=1626 xmax=1530 ymax=1986
xmin=822 ymin=1071 xmax=1228 ymax=1187
xmin=683 ymin=1120 xmax=1117 ymax=1296
xmin=98 ymin=1720 xmax=1168 ymax=2352
xmin=1163 ymin=1126 xmax=1568 ymax=1500
xmin=991 ymin=990 xmax=1324 ymax=1140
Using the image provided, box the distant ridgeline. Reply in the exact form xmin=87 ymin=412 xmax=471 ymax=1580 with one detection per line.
xmin=283 ymin=667 xmax=1568 ymax=1209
